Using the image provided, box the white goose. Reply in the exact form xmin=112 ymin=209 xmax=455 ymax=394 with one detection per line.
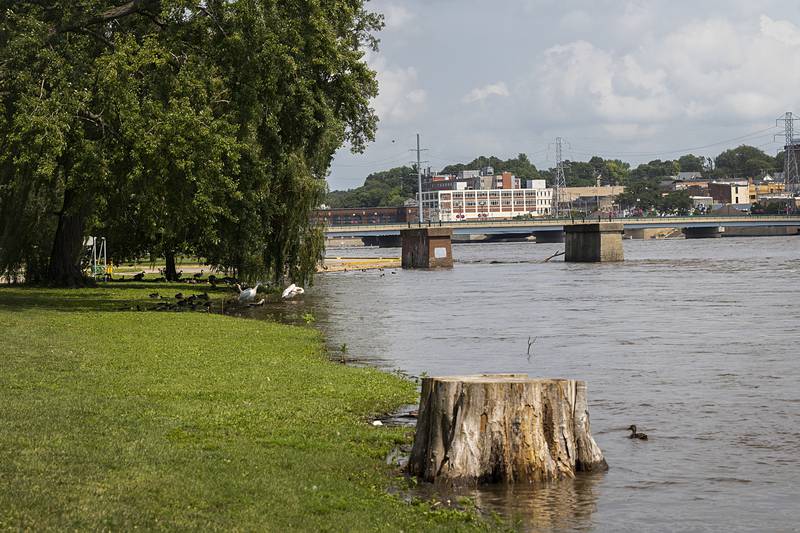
xmin=281 ymin=283 xmax=305 ymax=299
xmin=237 ymin=282 xmax=261 ymax=304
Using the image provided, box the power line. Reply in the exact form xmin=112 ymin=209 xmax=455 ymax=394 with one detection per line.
xmin=567 ymin=125 xmax=779 ymax=158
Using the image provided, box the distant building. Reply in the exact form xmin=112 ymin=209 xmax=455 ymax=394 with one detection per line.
xmin=560 ymin=186 xmax=625 ymax=206
xmin=690 ymin=196 xmax=714 ymax=210
xmin=457 ymin=170 xmax=481 ymax=180
xmin=709 ymin=181 xmax=749 ymax=205
xmin=420 ymin=184 xmax=552 ymax=222
xmin=749 ymin=178 xmax=785 ymax=202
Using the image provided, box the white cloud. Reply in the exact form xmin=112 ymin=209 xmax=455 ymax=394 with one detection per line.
xmin=367 ymin=52 xmax=427 ymax=123
xmin=382 ymin=4 xmax=414 ymax=29
xmin=760 ymin=14 xmax=800 ymax=46
xmin=528 ymin=14 xmax=800 ymax=138
xmin=462 ymin=82 xmax=510 ymax=104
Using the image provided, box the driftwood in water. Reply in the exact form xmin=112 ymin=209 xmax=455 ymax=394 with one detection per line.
xmin=543 ymin=250 xmax=565 ymax=262
xmin=408 ymin=374 xmax=607 ymax=485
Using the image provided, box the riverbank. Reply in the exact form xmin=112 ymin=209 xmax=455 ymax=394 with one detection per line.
xmin=0 ymin=285 xmax=489 ymax=530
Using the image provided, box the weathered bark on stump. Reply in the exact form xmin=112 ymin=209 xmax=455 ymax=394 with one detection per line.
xmin=408 ymin=375 xmax=607 ymax=485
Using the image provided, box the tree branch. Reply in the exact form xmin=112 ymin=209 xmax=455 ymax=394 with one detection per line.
xmin=57 ymin=0 xmax=161 ymax=34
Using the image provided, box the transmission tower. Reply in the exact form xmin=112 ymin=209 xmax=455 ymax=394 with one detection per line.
xmin=409 ymin=133 xmax=428 ymax=223
xmin=777 ymin=112 xmax=800 ymax=194
xmin=553 ymin=137 xmax=567 ymax=217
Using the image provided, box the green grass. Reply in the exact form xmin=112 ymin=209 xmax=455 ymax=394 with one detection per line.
xmin=0 ymin=284 xmax=491 ymax=531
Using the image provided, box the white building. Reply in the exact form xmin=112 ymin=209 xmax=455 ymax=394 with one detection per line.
xmin=420 ymin=186 xmax=552 ymax=222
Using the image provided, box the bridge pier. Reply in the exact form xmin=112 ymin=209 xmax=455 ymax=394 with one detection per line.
xmin=533 ymin=230 xmax=565 ymax=243
xmin=565 ymin=223 xmax=624 ymax=262
xmin=401 ymin=227 xmax=453 ymax=269
xmin=683 ymin=226 xmax=722 ymax=239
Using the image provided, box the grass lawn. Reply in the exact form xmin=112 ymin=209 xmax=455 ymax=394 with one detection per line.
xmin=0 ymin=284 xmax=493 ymax=531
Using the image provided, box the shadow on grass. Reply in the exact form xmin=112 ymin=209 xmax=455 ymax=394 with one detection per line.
xmin=0 ymin=282 xmax=237 ymax=313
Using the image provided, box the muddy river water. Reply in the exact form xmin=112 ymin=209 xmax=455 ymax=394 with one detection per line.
xmin=250 ymin=237 xmax=800 ymax=532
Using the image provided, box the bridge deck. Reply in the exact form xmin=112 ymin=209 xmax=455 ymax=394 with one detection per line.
xmin=324 ymin=216 xmax=800 ymax=237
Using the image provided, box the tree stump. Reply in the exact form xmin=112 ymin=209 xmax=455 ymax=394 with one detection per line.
xmin=408 ymin=375 xmax=607 ymax=485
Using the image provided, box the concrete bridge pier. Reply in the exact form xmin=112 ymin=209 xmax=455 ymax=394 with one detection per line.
xmin=401 ymin=227 xmax=453 ymax=269
xmin=533 ymin=230 xmax=565 ymax=243
xmin=565 ymin=223 xmax=624 ymax=262
xmin=683 ymin=226 xmax=722 ymax=239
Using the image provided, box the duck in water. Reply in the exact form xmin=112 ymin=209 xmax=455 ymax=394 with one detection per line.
xmin=628 ymin=425 xmax=648 ymax=440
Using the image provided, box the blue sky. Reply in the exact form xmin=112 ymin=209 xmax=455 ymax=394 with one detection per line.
xmin=327 ymin=0 xmax=800 ymax=190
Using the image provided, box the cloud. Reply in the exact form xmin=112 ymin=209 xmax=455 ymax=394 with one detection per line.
xmin=528 ymin=14 xmax=800 ymax=138
xmin=381 ymin=4 xmax=414 ymax=29
xmin=367 ymin=52 xmax=427 ymax=123
xmin=462 ymin=82 xmax=510 ymax=104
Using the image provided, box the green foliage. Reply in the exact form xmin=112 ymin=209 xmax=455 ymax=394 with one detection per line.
xmin=615 ymin=179 xmax=662 ymax=210
xmin=0 ymin=285 xmax=488 ymax=530
xmin=677 ymin=154 xmax=707 ymax=172
xmin=326 ymin=165 xmax=416 ymax=208
xmin=628 ymin=159 xmax=680 ymax=182
xmin=1 ymin=1 xmax=381 ymax=286
xmin=713 ymin=145 xmax=778 ymax=179
xmin=441 ymin=153 xmax=540 ymax=180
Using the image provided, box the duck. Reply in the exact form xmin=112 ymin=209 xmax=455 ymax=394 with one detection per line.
xmin=148 ymin=292 xmax=159 ymax=299
xmin=193 ymin=270 xmax=204 ymax=280
xmin=628 ymin=425 xmax=648 ymax=440
xmin=237 ymin=282 xmax=261 ymax=304
xmin=281 ymin=283 xmax=305 ymax=299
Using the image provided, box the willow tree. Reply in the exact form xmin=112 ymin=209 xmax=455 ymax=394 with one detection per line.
xmin=0 ymin=0 xmax=380 ymax=286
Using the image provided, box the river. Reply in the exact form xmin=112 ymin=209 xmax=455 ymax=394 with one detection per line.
xmin=256 ymin=236 xmax=800 ymax=532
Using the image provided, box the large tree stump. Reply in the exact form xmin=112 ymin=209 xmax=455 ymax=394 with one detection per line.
xmin=408 ymin=375 xmax=607 ymax=484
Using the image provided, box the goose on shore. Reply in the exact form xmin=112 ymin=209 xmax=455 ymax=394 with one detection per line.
xmin=628 ymin=425 xmax=648 ymax=440
xmin=281 ymin=283 xmax=305 ymax=299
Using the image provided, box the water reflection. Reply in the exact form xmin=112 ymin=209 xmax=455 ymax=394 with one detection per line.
xmin=410 ymin=473 xmax=603 ymax=533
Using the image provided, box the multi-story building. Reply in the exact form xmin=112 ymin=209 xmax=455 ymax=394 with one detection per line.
xmin=749 ymin=178 xmax=785 ymax=202
xmin=420 ymin=184 xmax=552 ymax=222
xmin=709 ymin=181 xmax=749 ymax=205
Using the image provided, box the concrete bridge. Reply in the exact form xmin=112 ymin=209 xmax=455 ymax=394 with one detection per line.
xmin=325 ymin=215 xmax=800 ymax=241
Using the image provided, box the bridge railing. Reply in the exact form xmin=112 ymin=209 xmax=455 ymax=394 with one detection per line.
xmin=324 ymin=214 xmax=800 ymax=232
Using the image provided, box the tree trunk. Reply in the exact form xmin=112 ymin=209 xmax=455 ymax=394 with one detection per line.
xmin=164 ymin=251 xmax=178 ymax=281
xmin=47 ymin=188 xmax=92 ymax=287
xmin=408 ymin=374 xmax=607 ymax=485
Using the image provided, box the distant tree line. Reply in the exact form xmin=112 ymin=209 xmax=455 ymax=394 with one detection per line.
xmin=328 ymin=145 xmax=784 ymax=208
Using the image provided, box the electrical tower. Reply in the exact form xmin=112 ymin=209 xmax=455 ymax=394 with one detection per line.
xmin=410 ymin=133 xmax=428 ymax=223
xmin=777 ymin=112 xmax=800 ymax=194
xmin=553 ymin=137 xmax=567 ymax=217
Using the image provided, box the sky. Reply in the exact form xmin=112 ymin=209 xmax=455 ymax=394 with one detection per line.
xmin=327 ymin=0 xmax=800 ymax=190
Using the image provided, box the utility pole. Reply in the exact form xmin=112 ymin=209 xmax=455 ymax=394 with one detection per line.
xmin=553 ymin=137 xmax=567 ymax=218
xmin=777 ymin=112 xmax=800 ymax=194
xmin=410 ymin=133 xmax=428 ymax=223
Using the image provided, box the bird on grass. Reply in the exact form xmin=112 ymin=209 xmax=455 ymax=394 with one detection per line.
xmin=237 ymin=282 xmax=261 ymax=304
xmin=133 ymin=271 xmax=145 ymax=281
xmin=281 ymin=283 xmax=305 ymax=300
xmin=149 ymin=292 xmax=159 ymax=299
xmin=193 ymin=270 xmax=204 ymax=280
xmin=628 ymin=425 xmax=648 ymax=440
